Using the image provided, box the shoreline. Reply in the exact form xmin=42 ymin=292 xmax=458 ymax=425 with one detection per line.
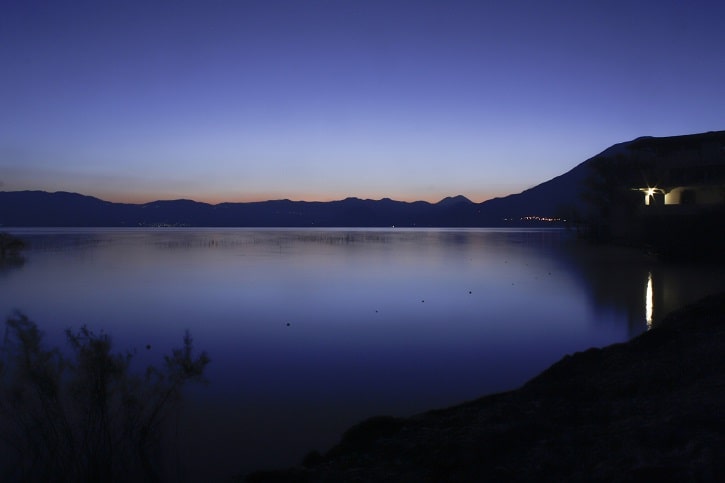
xmin=246 ymin=292 xmax=725 ymax=482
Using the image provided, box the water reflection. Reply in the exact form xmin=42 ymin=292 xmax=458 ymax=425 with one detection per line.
xmin=0 ymin=255 xmax=25 ymax=276
xmin=541 ymin=241 xmax=725 ymax=336
xmin=646 ymin=272 xmax=654 ymax=330
xmin=1 ymin=228 xmax=724 ymax=480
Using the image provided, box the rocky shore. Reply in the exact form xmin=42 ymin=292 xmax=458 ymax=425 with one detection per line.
xmin=246 ymin=292 xmax=725 ymax=482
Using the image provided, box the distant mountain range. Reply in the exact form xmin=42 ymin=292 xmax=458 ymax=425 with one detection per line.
xmin=1 ymin=130 xmax=723 ymax=227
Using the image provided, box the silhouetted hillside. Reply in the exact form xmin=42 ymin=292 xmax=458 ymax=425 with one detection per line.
xmin=478 ymin=130 xmax=725 ymax=225
xmin=0 ymin=192 xmax=487 ymax=227
xmin=1 ymin=130 xmax=723 ymax=227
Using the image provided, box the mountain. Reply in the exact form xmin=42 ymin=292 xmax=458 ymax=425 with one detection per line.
xmin=0 ymin=193 xmax=482 ymax=227
xmin=476 ymin=129 xmax=725 ymax=223
xmin=471 ymin=138 xmax=647 ymax=222
xmin=2 ymin=130 xmax=723 ymax=227
xmin=435 ymin=195 xmax=473 ymax=207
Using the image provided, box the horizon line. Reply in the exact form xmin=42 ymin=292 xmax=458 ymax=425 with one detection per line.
xmin=1 ymin=189 xmax=501 ymax=206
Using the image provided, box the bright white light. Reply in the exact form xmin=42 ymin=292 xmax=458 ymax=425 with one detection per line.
xmin=643 ymin=187 xmax=658 ymax=206
xmin=645 ymin=272 xmax=653 ymax=329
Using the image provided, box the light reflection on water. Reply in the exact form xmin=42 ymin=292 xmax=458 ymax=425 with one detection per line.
xmin=1 ymin=227 xmax=724 ymax=479
xmin=646 ymin=272 xmax=654 ymax=330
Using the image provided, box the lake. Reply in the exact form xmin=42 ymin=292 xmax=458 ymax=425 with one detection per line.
xmin=1 ymin=227 xmax=724 ymax=480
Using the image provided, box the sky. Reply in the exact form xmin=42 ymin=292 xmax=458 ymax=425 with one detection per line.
xmin=2 ymin=0 xmax=724 ymax=204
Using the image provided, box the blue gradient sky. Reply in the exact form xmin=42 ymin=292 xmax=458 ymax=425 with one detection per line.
xmin=2 ymin=0 xmax=724 ymax=204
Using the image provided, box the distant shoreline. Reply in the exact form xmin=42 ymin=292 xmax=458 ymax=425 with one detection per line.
xmin=0 ymin=190 xmax=568 ymax=228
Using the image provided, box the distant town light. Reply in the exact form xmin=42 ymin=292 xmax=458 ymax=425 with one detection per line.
xmin=519 ymin=216 xmax=564 ymax=223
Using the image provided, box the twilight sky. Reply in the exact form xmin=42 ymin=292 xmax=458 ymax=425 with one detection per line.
xmin=2 ymin=0 xmax=724 ymax=204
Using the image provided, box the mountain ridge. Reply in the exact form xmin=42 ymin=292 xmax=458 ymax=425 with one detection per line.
xmin=0 ymin=190 xmax=540 ymax=227
xmin=2 ymin=130 xmax=723 ymax=227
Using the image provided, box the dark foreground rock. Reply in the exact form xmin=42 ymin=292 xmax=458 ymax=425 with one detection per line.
xmin=246 ymin=293 xmax=725 ymax=482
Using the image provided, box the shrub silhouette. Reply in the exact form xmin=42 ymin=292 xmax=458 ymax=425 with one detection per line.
xmin=0 ymin=233 xmax=26 ymax=272
xmin=0 ymin=313 xmax=209 ymax=482
xmin=0 ymin=232 xmax=26 ymax=259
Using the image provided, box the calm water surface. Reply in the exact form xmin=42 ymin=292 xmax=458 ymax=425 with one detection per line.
xmin=1 ymin=228 xmax=723 ymax=480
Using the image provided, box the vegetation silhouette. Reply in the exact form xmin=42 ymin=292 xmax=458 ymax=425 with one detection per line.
xmin=0 ymin=313 xmax=210 ymax=482
xmin=580 ymin=155 xmax=643 ymax=243
xmin=0 ymin=233 xmax=26 ymax=272
xmin=0 ymin=233 xmax=26 ymax=259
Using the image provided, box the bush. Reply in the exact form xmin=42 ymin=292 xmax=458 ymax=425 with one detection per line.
xmin=0 ymin=313 xmax=210 ymax=482
xmin=0 ymin=233 xmax=26 ymax=258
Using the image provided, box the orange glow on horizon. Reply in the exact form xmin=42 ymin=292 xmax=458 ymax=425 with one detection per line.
xmin=88 ymin=190 xmax=510 ymax=205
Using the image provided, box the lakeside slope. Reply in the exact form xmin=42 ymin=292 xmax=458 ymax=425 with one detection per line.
xmin=247 ymin=292 xmax=725 ymax=482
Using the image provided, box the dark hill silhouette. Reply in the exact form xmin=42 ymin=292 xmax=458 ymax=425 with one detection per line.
xmin=476 ymin=130 xmax=725 ymax=225
xmin=435 ymin=195 xmax=473 ymax=207
xmin=0 ymin=192 xmax=484 ymax=227
xmin=474 ymin=138 xmax=637 ymax=223
xmin=1 ymin=130 xmax=723 ymax=227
